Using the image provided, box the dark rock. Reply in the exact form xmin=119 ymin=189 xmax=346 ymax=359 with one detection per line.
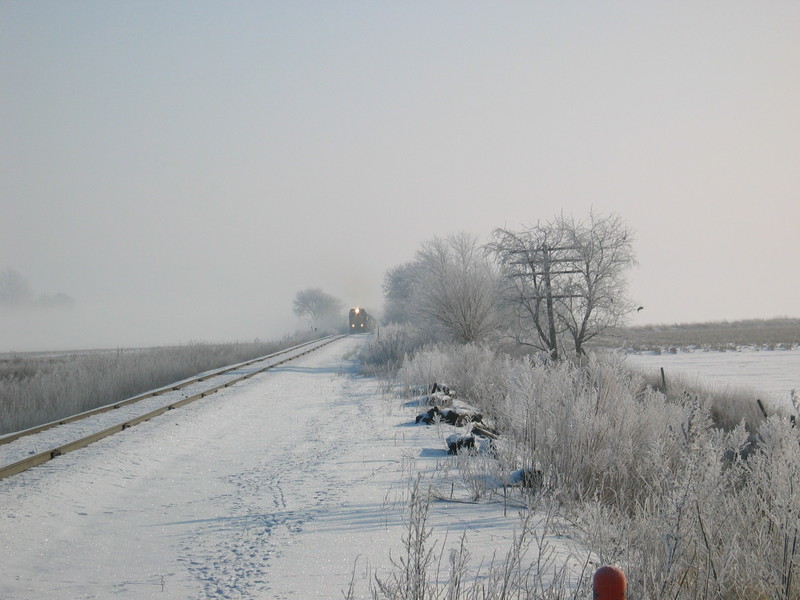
xmin=508 ymin=468 xmax=543 ymax=489
xmin=446 ymin=434 xmax=476 ymax=455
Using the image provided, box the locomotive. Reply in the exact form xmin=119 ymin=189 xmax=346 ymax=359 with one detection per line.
xmin=348 ymin=307 xmax=373 ymax=333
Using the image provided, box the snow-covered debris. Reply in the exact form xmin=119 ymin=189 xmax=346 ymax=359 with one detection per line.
xmin=507 ymin=468 xmax=543 ymax=489
xmin=410 ymin=382 xmax=457 ymax=407
xmin=471 ymin=423 xmax=499 ymax=439
xmin=430 ymin=382 xmax=455 ymax=397
xmin=445 ymin=433 xmax=497 ymax=456
xmin=414 ymin=405 xmax=483 ymax=426
xmin=446 ymin=433 xmax=475 ymax=454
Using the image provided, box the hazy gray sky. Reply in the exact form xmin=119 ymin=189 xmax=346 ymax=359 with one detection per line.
xmin=2 ymin=2 xmax=799 ymax=351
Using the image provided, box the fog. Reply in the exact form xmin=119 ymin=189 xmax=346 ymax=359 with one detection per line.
xmin=2 ymin=2 xmax=799 ymax=351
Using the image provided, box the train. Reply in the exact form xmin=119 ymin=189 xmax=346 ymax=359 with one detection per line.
xmin=348 ymin=307 xmax=374 ymax=333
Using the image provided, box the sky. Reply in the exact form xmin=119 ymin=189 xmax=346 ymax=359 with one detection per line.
xmin=2 ymin=1 xmax=799 ymax=351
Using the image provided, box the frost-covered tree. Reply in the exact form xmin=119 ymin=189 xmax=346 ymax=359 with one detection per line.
xmin=292 ymin=288 xmax=344 ymax=331
xmin=0 ymin=267 xmax=34 ymax=307
xmin=0 ymin=268 xmax=75 ymax=310
xmin=381 ymin=262 xmax=422 ymax=325
xmin=413 ymin=232 xmax=498 ymax=343
xmin=490 ymin=212 xmax=636 ymax=359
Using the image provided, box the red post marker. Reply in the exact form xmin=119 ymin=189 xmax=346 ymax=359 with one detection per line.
xmin=593 ymin=565 xmax=626 ymax=599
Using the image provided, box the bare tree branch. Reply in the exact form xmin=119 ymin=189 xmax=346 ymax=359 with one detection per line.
xmin=490 ymin=212 xmax=637 ymax=358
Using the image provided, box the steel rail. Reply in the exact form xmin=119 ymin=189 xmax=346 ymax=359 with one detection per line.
xmin=0 ymin=335 xmax=345 ymax=480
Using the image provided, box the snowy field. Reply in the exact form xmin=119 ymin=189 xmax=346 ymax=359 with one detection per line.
xmin=0 ymin=336 xmax=587 ymax=599
xmin=623 ymin=347 xmax=800 ymax=408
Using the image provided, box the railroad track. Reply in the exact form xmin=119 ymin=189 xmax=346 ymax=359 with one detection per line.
xmin=0 ymin=335 xmax=345 ymax=480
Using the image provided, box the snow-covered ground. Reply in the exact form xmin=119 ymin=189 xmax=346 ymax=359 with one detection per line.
xmin=0 ymin=335 xmax=587 ymax=599
xmin=624 ymin=347 xmax=800 ymax=409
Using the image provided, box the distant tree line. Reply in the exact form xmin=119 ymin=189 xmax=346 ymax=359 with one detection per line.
xmin=0 ymin=267 xmax=75 ymax=310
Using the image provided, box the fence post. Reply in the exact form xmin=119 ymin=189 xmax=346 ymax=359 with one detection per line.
xmin=593 ymin=565 xmax=626 ymax=599
xmin=757 ymin=398 xmax=768 ymax=419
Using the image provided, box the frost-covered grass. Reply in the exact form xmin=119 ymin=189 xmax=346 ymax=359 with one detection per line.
xmin=357 ymin=323 xmax=438 ymax=376
xmin=373 ymin=342 xmax=800 ymax=599
xmin=629 ymin=365 xmax=790 ymax=433
xmin=0 ymin=334 xmax=313 ymax=435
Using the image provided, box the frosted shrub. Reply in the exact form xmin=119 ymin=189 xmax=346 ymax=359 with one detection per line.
xmin=491 ymin=354 xmax=681 ymax=513
xmin=558 ymin=371 xmax=798 ymax=599
xmin=357 ymin=324 xmax=435 ymax=376
xmin=397 ymin=343 xmax=508 ymax=406
xmin=496 ymin=355 xmax=765 ymax=597
xmin=398 ymin=345 xmax=451 ymax=399
xmin=368 ymin=478 xmax=591 ymax=600
xmin=631 ymin=365 xmax=774 ymax=432
xmin=388 ymin=344 xmax=800 ymax=599
xmin=437 ymin=345 xmax=509 ymax=412
xmin=373 ymin=478 xmax=438 ymax=600
xmin=729 ymin=416 xmax=800 ymax=598
xmin=605 ymin=403 xmax=741 ymax=597
xmin=604 ymin=416 xmax=800 ymax=600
